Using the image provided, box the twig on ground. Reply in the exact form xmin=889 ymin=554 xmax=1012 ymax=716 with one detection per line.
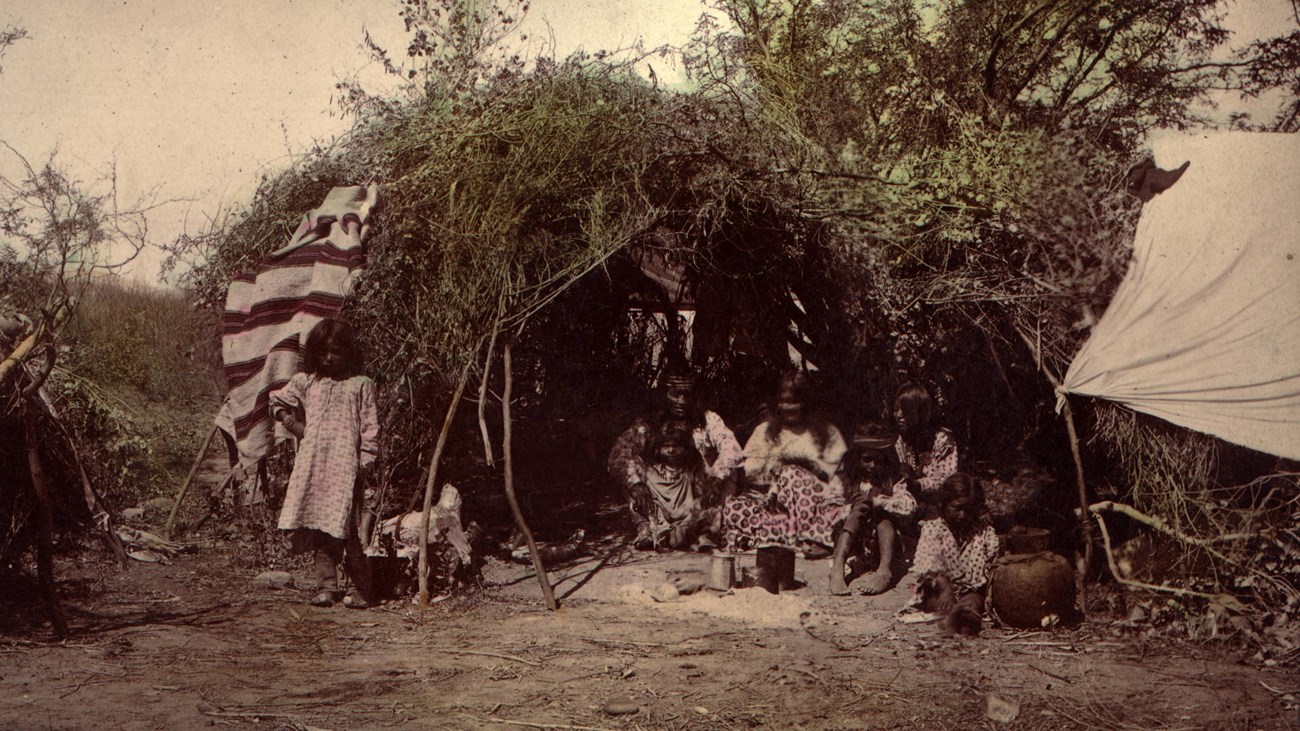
xmin=460 ymin=716 xmax=615 ymax=731
xmin=442 ymin=648 xmax=541 ymax=667
xmin=196 ymin=706 xmax=298 ymax=720
xmin=58 ymin=675 xmax=111 ymax=699
xmin=581 ymin=636 xmax=664 ymax=648
xmin=791 ymin=666 xmax=824 ymax=684
xmin=1011 ymin=648 xmax=1080 ymax=659
xmin=1028 ymin=663 xmax=1074 ymax=683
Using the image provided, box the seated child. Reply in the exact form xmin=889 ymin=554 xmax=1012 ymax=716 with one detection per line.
xmin=893 ymin=383 xmax=959 ymax=518
xmin=907 ymin=473 xmax=1000 ymax=635
xmin=830 ymin=425 xmax=917 ymax=595
xmin=637 ymin=421 xmax=722 ymax=551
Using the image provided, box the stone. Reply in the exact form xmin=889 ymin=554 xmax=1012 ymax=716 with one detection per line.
xmin=144 ymin=497 xmax=175 ymax=514
xmin=602 ymin=698 xmax=639 ymax=716
xmin=251 ymin=571 xmax=295 ymax=589
xmin=650 ymin=582 xmax=680 ymax=602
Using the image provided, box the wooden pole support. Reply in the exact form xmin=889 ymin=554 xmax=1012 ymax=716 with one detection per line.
xmin=417 ymin=359 xmax=474 ymax=607
xmin=1013 ymin=325 xmax=1091 ymax=616
xmin=165 ymin=425 xmax=219 ymax=539
xmin=502 ymin=340 xmax=558 ymax=611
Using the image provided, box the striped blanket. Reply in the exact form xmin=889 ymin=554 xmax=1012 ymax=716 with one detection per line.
xmin=214 ymin=184 xmax=378 ymax=468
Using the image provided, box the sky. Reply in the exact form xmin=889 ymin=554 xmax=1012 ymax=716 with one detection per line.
xmin=0 ymin=0 xmax=709 ymax=283
xmin=0 ymin=0 xmax=1295 ymax=284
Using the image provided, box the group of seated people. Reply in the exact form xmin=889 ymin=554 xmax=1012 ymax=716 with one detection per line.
xmin=607 ymin=371 xmax=998 ymax=631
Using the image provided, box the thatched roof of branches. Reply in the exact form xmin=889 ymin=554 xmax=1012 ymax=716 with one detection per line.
xmin=182 ymin=53 xmax=848 ymax=476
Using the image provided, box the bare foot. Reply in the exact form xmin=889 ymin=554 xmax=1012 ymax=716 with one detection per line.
xmin=858 ymin=569 xmax=892 ymax=595
xmin=829 ymin=572 xmax=851 ymax=596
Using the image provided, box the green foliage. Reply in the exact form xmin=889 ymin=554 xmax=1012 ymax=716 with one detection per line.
xmin=53 ymin=279 xmax=222 ymax=510
xmin=677 ymin=0 xmax=1298 ymax=443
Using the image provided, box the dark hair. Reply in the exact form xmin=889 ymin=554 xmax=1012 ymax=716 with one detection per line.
xmin=644 ymin=420 xmax=703 ymax=471
xmin=938 ymin=473 xmax=984 ymax=513
xmin=654 ymin=371 xmax=706 ymax=431
xmin=765 ymin=371 xmax=833 ymax=451
xmin=302 ymin=318 xmax=362 ymax=378
xmin=895 ymin=382 xmax=937 ymax=453
xmin=846 ymin=425 xmax=901 ymax=486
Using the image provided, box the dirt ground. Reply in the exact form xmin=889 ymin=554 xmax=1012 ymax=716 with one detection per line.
xmin=2 ymin=515 xmax=1298 ymax=731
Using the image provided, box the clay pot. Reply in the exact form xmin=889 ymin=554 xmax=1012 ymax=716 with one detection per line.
xmin=989 ymin=549 xmax=1076 ymax=629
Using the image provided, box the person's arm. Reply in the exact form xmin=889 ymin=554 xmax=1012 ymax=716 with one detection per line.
xmin=269 ymin=373 xmax=308 ymax=438
xmin=817 ymin=424 xmax=848 ymax=484
xmin=916 ymin=430 xmax=958 ymax=493
xmin=910 ymin=519 xmax=945 ymax=578
xmin=358 ymin=377 xmax=380 ymax=472
xmin=875 ymin=478 xmax=917 ymax=516
xmin=702 ymin=411 xmax=745 ymax=479
xmin=741 ymin=424 xmax=774 ymax=488
xmin=970 ymin=526 xmax=1001 ymax=591
xmin=607 ymin=421 xmax=649 ymax=496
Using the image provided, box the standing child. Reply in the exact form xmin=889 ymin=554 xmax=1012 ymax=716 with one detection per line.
xmin=270 ymin=318 xmax=380 ymax=608
xmin=907 ymin=473 xmax=999 ymax=635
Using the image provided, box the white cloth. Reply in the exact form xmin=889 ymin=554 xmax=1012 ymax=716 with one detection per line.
xmin=1063 ymin=132 xmax=1300 ymax=460
xmin=742 ymin=421 xmax=847 ymax=493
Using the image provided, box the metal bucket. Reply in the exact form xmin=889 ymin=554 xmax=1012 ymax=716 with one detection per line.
xmin=708 ymin=554 xmax=736 ymax=591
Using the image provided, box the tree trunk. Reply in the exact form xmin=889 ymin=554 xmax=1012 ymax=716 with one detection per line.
xmin=24 ymin=404 xmax=68 ymax=637
xmin=502 ymin=339 xmax=558 ymax=611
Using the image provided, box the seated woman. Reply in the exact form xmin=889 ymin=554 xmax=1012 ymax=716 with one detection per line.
xmin=894 ymin=383 xmax=959 ymax=517
xmin=607 ymin=373 xmax=742 ymax=550
xmin=830 ymin=425 xmax=917 ymax=595
xmin=723 ymin=371 xmax=850 ymax=555
xmin=906 ymin=473 xmax=1000 ymax=635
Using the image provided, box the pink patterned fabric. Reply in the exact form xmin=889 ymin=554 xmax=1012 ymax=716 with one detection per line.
xmin=911 ymin=519 xmax=999 ymax=594
xmin=270 ymin=373 xmax=379 ymax=539
xmin=723 ymin=465 xmax=851 ymax=551
xmin=722 ymin=490 xmax=790 ymax=551
xmin=895 ymin=428 xmax=958 ymax=495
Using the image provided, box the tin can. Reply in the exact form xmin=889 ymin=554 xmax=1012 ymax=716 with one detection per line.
xmin=708 ymin=554 xmax=736 ymax=591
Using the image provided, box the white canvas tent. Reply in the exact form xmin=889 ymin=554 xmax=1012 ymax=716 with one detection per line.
xmin=1062 ymin=132 xmax=1300 ymax=460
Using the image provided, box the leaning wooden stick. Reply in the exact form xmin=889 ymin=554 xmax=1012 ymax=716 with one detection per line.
xmin=165 ymin=425 xmax=218 ymax=539
xmin=417 ymin=358 xmax=475 ymax=607
xmin=477 ymin=309 xmax=500 ymax=467
xmin=502 ymin=339 xmax=558 ymax=611
xmin=1014 ymin=324 xmax=1091 ymax=614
